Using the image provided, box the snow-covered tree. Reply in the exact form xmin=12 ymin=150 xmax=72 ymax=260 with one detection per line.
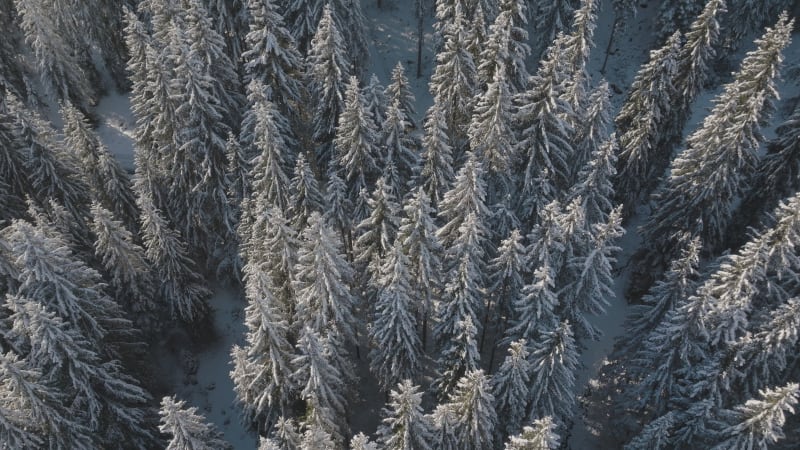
xmin=61 ymin=102 xmax=138 ymax=231
xmin=307 ymin=4 xmax=349 ymax=168
xmin=14 ymin=0 xmax=96 ymax=106
xmin=288 ymin=152 xmax=324 ymax=229
xmin=90 ymin=203 xmax=156 ymax=323
xmin=0 ymin=351 xmax=95 ymax=449
xmin=369 ymin=243 xmax=424 ymax=391
xmin=231 ymin=265 xmax=295 ymax=426
xmin=468 ymin=63 xmax=515 ymax=183
xmin=643 ymin=14 xmax=793 ymax=254
xmin=433 ymin=316 xmax=480 ymax=399
xmin=354 ymin=172 xmax=401 ymax=285
xmin=711 ymin=383 xmax=799 ymax=450
xmin=139 ymin=193 xmax=211 ymax=323
xmin=397 ymin=187 xmax=443 ymax=345
xmin=292 ymin=327 xmax=348 ymax=444
xmin=386 ymin=62 xmax=417 ymax=128
xmin=614 ymin=32 xmax=680 ymax=212
xmin=430 ymin=3 xmax=478 ymax=151
xmin=365 ymin=74 xmax=388 ymax=130
xmin=559 ymin=0 xmax=598 ymax=113
xmin=382 ymin=99 xmax=419 ymax=190
xmin=478 ymin=0 xmax=530 ymax=92
xmin=6 ymin=297 xmax=155 ymax=447
xmin=324 ymin=164 xmax=354 ymax=252
xmin=485 ymin=228 xmax=526 ymax=352
xmin=159 ymin=395 xmax=231 ymax=450
xmin=243 ymin=0 xmax=304 ymax=115
xmin=442 ymin=369 xmax=497 ymax=450
xmin=623 ymin=412 xmax=675 ymax=450
xmin=419 ymin=102 xmax=455 ymax=207
xmin=569 ymin=135 xmax=618 ymax=227
xmin=528 ymin=321 xmax=579 ymax=425
xmin=528 ymin=0 xmax=577 ymax=60
xmin=505 ymin=263 xmax=559 ymax=346
xmin=572 ymin=81 xmax=611 ymax=184
xmin=670 ymin=0 xmax=724 ymax=138
xmin=293 ymin=212 xmax=357 ymax=342
xmin=335 ymin=75 xmax=381 ymax=197
xmin=493 ymin=340 xmax=531 ymax=439
xmin=512 ymin=37 xmax=574 ymax=219
xmin=376 ymin=380 xmax=435 ymax=450
xmin=281 ymin=0 xmax=323 ymax=54
xmin=351 ymin=432 xmax=379 ymax=450
xmin=247 ymin=83 xmax=295 ymax=212
xmin=504 ymin=417 xmax=561 ymax=450
xmin=624 ymin=237 xmax=701 ymax=346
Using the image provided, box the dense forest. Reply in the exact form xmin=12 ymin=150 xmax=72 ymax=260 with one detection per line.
xmin=1 ymin=0 xmax=800 ymax=449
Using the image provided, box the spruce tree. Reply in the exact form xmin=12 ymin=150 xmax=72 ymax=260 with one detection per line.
xmin=569 ymin=135 xmax=618 ymax=228
xmin=419 ymin=102 xmax=455 ymax=208
xmin=386 ymin=62 xmax=417 ymax=128
xmin=504 ymin=417 xmax=561 ymax=450
xmin=288 ymin=152 xmax=324 ymax=229
xmin=291 ymin=327 xmax=348 ymax=444
xmin=335 ymin=75 xmax=381 ymax=198
xmin=376 ymin=380 xmax=435 ymax=450
xmin=485 ymin=228 xmax=527 ymax=355
xmin=614 ymin=32 xmax=681 ymax=213
xmin=293 ymin=212 xmax=357 ymax=342
xmin=433 ymin=316 xmax=480 ymax=399
xmin=505 ymin=263 xmax=559 ymax=345
xmin=529 ymin=0 xmax=577 ymax=60
xmin=443 ymin=369 xmax=497 ymax=450
xmin=242 ymin=0 xmax=304 ymax=115
xmin=560 ymin=0 xmax=598 ymax=113
xmin=382 ymin=99 xmax=419 ymax=190
xmin=139 ymin=193 xmax=211 ymax=323
xmin=493 ymin=340 xmax=532 ymax=439
xmin=429 ymin=3 xmax=478 ymax=151
xmin=365 ymin=74 xmax=388 ymax=130
xmin=572 ymin=81 xmax=611 ymax=184
xmin=281 ymin=0 xmax=323 ymax=54
xmin=468 ymin=63 xmax=515 ymax=182
xmin=643 ymin=14 xmax=793 ymax=254
xmin=90 ymin=203 xmax=156 ymax=323
xmin=711 ymin=383 xmax=799 ymax=450
xmin=398 ymin=187 xmax=444 ymax=345
xmin=528 ymin=321 xmax=579 ymax=425
xmin=351 ymin=432 xmax=379 ymax=450
xmin=369 ymin=243 xmax=424 ymax=391
xmin=307 ymin=4 xmax=349 ymax=168
xmin=354 ymin=175 xmax=401 ymax=289
xmin=230 ymin=265 xmax=294 ymax=424
xmin=159 ymin=395 xmax=231 ymax=450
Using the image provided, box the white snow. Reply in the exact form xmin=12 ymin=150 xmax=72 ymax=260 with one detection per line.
xmin=94 ymin=91 xmax=137 ymax=171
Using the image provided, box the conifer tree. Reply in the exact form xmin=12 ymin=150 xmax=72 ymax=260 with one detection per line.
xmin=494 ymin=340 xmax=532 ymax=439
xmin=485 ymin=228 xmax=526 ymax=353
xmin=569 ymin=135 xmax=618 ymax=227
xmin=324 ymin=165 xmax=354 ymax=253
xmin=429 ymin=401 xmax=460 ymax=450
xmin=398 ymin=187 xmax=443 ymax=345
xmin=382 ymin=99 xmax=419 ymax=188
xmin=505 ymin=263 xmax=559 ymax=345
xmin=247 ymin=84 xmax=295 ymax=212
xmin=354 ymin=175 xmax=401 ymax=287
xmin=433 ymin=317 xmax=480 ymax=399
xmin=159 ymin=395 xmax=231 ymax=450
xmin=90 ymin=203 xmax=156 ymax=322
xmin=478 ymin=0 xmax=530 ymax=92
xmin=281 ymin=0 xmax=323 ymax=54
xmin=7 ymin=297 xmax=155 ymax=447
xmin=231 ymin=266 xmax=294 ymax=424
xmin=443 ymin=369 xmax=497 ymax=450
xmin=14 ymin=0 xmax=96 ymax=106
xmin=572 ymin=81 xmax=611 ymax=184
xmin=243 ymin=0 xmax=304 ymax=115
xmin=468 ymin=63 xmax=515 ymax=183
xmin=437 ymin=150 xmax=491 ymax=249
xmin=365 ymin=74 xmax=388 ymax=130
xmin=560 ymin=0 xmax=597 ymax=113
xmin=624 ymin=237 xmax=701 ymax=346
xmin=206 ymin=0 xmax=248 ymax=65
xmin=711 ymin=383 xmax=799 ymax=450
xmin=245 ymin=205 xmax=298 ymax=315
xmin=293 ymin=212 xmax=357 ymax=342
xmin=292 ymin=327 xmax=348 ymax=444
xmin=184 ymin=0 xmax=244 ymax=129
xmin=269 ymin=416 xmax=301 ymax=449
xmin=139 ymin=194 xmax=211 ymax=323
xmin=0 ymin=351 xmax=95 ymax=449
xmin=386 ymin=62 xmax=417 ymax=128
xmin=335 ymin=75 xmax=381 ymax=197
xmin=529 ymin=0 xmax=577 ymax=60
xmin=528 ymin=321 xmax=579 ymax=425
xmin=430 ymin=3 xmax=478 ymax=150
xmin=307 ymin=4 xmax=349 ymax=168
xmin=643 ymin=14 xmax=793 ymax=254
xmin=623 ymin=412 xmax=674 ymax=450
xmin=61 ymin=102 xmax=138 ymax=231
xmin=614 ymin=32 xmax=681 ymax=212
xmin=656 ymin=0 xmax=704 ymax=37
xmin=288 ymin=152 xmax=324 ymax=229
xmin=419 ymin=102 xmax=455 ymax=207
xmin=512 ymin=37 xmax=574 ymax=219
xmin=369 ymin=243 xmax=424 ymax=391
xmin=504 ymin=417 xmax=561 ymax=450
xmin=376 ymin=380 xmax=434 ymax=450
